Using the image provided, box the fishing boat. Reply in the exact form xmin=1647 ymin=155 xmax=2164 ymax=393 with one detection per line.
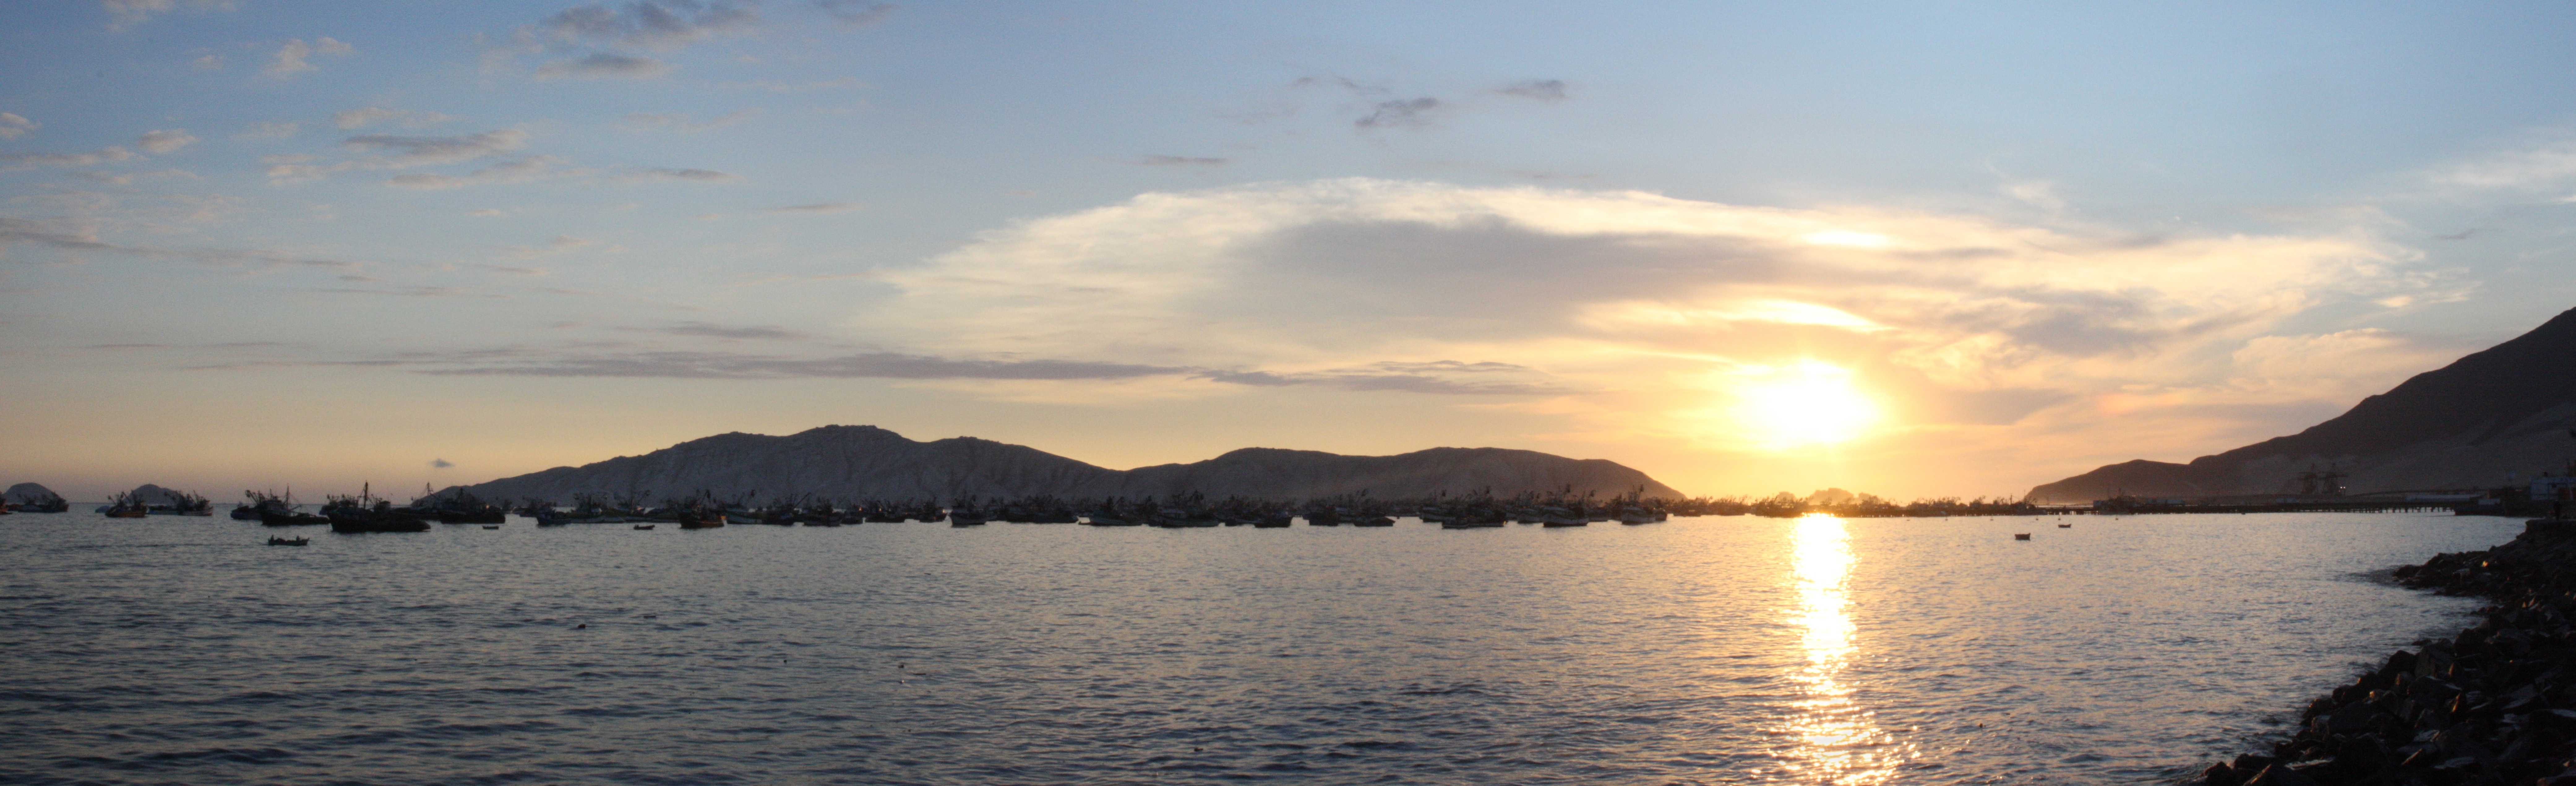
xmin=2013 ymin=533 xmax=2031 ymax=540
xmin=678 ymin=513 xmax=725 ymax=529
xmin=633 ymin=524 xmax=655 ymax=530
xmin=324 ymin=487 xmax=431 ymax=533
xmin=104 ymin=492 xmax=149 ymax=518
xmin=266 ymin=536 xmax=309 ymax=546
xmin=16 ymin=493 xmax=68 ymax=513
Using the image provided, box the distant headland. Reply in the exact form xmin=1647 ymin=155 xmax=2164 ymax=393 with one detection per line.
xmin=2031 ymin=307 xmax=2576 ymax=504
xmin=440 ymin=426 xmax=1686 ymax=504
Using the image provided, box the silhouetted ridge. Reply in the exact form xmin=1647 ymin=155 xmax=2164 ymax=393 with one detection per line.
xmin=2028 ymin=307 xmax=2576 ymax=502
xmin=452 ymin=426 xmax=1682 ymax=503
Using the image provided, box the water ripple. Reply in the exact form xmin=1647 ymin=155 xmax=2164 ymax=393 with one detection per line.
xmin=0 ymin=512 xmax=2516 ymax=784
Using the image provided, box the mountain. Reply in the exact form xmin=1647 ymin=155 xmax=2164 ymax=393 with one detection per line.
xmin=4 ymin=483 xmax=58 ymax=504
xmin=2028 ymin=307 xmax=2576 ymax=502
xmin=449 ymin=425 xmax=1685 ymax=504
xmin=125 ymin=484 xmax=194 ymax=506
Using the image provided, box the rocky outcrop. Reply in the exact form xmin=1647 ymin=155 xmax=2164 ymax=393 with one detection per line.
xmin=2032 ymin=307 xmax=2576 ymax=503
xmin=2202 ymin=521 xmax=2576 ymax=786
xmin=124 ymin=484 xmax=191 ymax=506
xmin=4 ymin=483 xmax=58 ymax=504
xmin=450 ymin=425 xmax=1684 ymax=504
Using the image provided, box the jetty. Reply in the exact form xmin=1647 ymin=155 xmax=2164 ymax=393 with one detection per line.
xmin=2203 ymin=519 xmax=2576 ymax=785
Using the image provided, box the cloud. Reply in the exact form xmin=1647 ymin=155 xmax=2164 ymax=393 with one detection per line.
xmin=1 ymin=147 xmax=136 ymax=169
xmin=135 ymin=129 xmax=195 ymax=154
xmin=470 ymin=208 xmax=506 ymax=217
xmin=623 ymin=109 xmax=756 ymax=132
xmin=766 ymin=202 xmax=858 ymax=213
xmin=848 ymin=178 xmax=2418 ymax=445
xmin=1197 ymin=361 xmax=1565 ymax=395
xmin=313 ymin=286 xmax=489 ymax=298
xmin=659 ymin=321 xmax=806 ymax=339
xmin=333 ymin=107 xmax=453 ymax=130
xmin=71 ymin=168 xmax=198 ymax=185
xmin=1139 ymin=155 xmax=1228 ymax=167
xmin=385 ymin=156 xmax=569 ymax=189
xmin=623 ymin=166 xmax=738 ymax=183
xmin=192 ymin=53 xmax=222 ymax=70
xmin=0 ymin=216 xmax=357 ymax=270
xmin=430 ymin=458 xmax=455 ymax=468
xmin=813 ymin=0 xmax=894 ymax=26
xmin=536 ymin=52 xmax=672 ymax=79
xmin=502 ymin=235 xmax=595 ymax=258
xmin=720 ymin=76 xmax=861 ymax=92
xmin=421 ymin=350 xmax=1189 ymax=380
xmin=0 ymin=113 xmax=36 ymax=140
xmin=102 ymin=0 xmax=234 ymax=30
xmin=234 ymin=121 xmax=298 ymax=140
xmin=1498 ymin=79 xmax=1569 ymax=102
xmin=535 ymin=1 xmax=758 ymax=51
xmin=342 ymin=129 xmax=529 ymax=167
xmin=265 ymin=37 xmax=352 ymax=78
xmin=1355 ymin=97 xmax=1440 ymax=130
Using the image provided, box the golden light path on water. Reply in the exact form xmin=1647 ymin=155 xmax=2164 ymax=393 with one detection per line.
xmin=1778 ymin=513 xmax=1912 ymax=784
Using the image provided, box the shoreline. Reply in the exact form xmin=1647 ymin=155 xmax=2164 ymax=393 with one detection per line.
xmin=2201 ymin=519 xmax=2576 ymax=786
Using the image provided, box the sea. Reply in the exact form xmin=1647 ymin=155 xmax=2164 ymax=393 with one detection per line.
xmin=0 ymin=510 xmax=2522 ymax=785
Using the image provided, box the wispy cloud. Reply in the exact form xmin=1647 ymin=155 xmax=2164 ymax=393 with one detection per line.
xmin=0 ymin=146 xmax=135 ymax=169
xmin=0 ymin=113 xmax=36 ymax=140
xmin=535 ymin=1 xmax=758 ymax=51
xmin=1498 ymin=79 xmax=1569 ymax=101
xmin=421 ymin=350 xmax=1189 ymax=380
xmin=812 ymin=0 xmax=895 ymax=26
xmin=342 ymin=129 xmax=528 ymax=167
xmin=766 ymin=202 xmax=858 ymax=213
xmin=333 ymin=107 xmax=453 ymax=130
xmin=1139 ymin=155 xmax=1228 ymax=167
xmin=233 ymin=121 xmax=298 ymax=140
xmin=1355 ymin=97 xmax=1440 ymax=130
xmin=623 ymin=166 xmax=739 ymax=183
xmin=135 ymin=129 xmax=195 ymax=154
xmin=536 ymin=52 xmax=672 ymax=79
xmin=385 ymin=156 xmax=571 ymax=189
xmin=623 ymin=109 xmax=756 ymax=132
xmin=101 ymin=0 xmax=235 ymax=30
xmin=264 ymin=37 xmax=352 ymax=78
xmin=659 ymin=321 xmax=806 ymax=339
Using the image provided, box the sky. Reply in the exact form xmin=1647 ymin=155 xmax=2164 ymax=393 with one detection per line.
xmin=8 ymin=0 xmax=2576 ymax=502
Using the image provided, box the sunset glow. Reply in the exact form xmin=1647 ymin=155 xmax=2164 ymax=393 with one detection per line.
xmin=1736 ymin=363 xmax=1880 ymax=449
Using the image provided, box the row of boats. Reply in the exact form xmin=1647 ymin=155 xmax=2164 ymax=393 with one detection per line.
xmin=30 ymin=485 xmax=1682 ymax=531
xmin=505 ymin=489 xmax=1672 ymax=529
xmin=127 ymin=488 xmax=1677 ymax=531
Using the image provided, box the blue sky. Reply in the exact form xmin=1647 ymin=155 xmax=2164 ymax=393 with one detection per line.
xmin=8 ymin=0 xmax=2576 ymax=500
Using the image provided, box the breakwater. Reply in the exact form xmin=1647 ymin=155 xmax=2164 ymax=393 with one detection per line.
xmin=2204 ymin=519 xmax=2576 ymax=785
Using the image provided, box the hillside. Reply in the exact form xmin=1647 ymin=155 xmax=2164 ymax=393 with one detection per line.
xmin=451 ymin=426 xmax=1684 ymax=504
xmin=2028 ymin=307 xmax=2576 ymax=502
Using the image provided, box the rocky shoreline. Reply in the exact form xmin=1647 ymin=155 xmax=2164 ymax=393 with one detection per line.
xmin=2200 ymin=519 xmax=2576 ymax=786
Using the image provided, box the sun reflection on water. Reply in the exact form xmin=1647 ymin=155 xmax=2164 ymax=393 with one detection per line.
xmin=1778 ymin=513 xmax=1910 ymax=784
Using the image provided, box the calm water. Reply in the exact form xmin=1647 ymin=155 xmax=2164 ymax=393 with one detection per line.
xmin=0 ymin=511 xmax=2518 ymax=785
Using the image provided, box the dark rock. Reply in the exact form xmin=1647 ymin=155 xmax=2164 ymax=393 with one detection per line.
xmin=2244 ymin=763 xmax=2325 ymax=786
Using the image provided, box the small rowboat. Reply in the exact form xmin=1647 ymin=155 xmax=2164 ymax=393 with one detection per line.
xmin=267 ymin=536 xmax=309 ymax=546
xmin=2013 ymin=533 xmax=2031 ymax=540
xmin=633 ymin=524 xmax=655 ymax=530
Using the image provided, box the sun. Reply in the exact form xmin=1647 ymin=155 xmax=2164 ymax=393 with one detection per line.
xmin=1735 ymin=361 xmax=1879 ymax=449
